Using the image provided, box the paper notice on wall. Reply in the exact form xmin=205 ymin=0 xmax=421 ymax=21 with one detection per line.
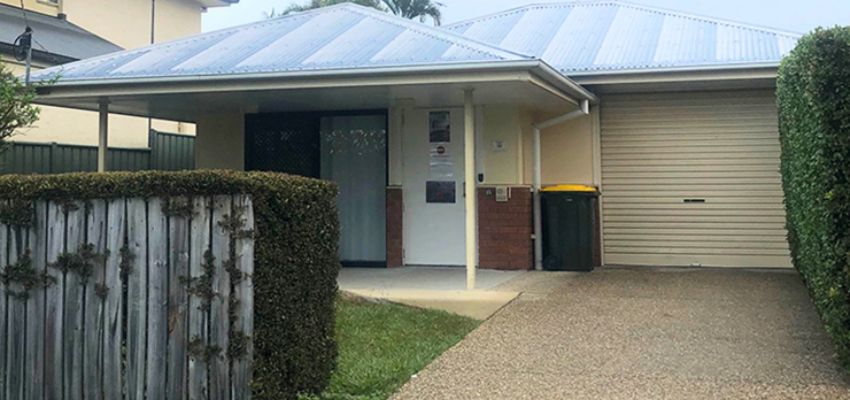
xmin=429 ymin=143 xmax=454 ymax=180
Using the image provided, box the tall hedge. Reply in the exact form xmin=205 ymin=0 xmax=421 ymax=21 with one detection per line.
xmin=0 ymin=170 xmax=341 ymax=399
xmin=777 ymin=27 xmax=850 ymax=367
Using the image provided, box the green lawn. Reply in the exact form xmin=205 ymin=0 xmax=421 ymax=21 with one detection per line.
xmin=311 ymin=296 xmax=480 ymax=400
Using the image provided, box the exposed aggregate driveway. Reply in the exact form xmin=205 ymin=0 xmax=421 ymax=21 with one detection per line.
xmin=393 ymin=267 xmax=850 ymax=399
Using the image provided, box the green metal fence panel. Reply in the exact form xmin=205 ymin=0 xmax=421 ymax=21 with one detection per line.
xmin=150 ymin=130 xmax=195 ymax=171
xmin=0 ymin=130 xmax=195 ymax=175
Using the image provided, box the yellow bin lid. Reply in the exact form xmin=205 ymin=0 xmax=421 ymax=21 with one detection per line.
xmin=541 ymin=184 xmax=597 ymax=193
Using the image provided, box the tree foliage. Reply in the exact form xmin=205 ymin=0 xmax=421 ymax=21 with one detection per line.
xmin=0 ymin=65 xmax=39 ymax=155
xmin=274 ymin=0 xmax=444 ymax=25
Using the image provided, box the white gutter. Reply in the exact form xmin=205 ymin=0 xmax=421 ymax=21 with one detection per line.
xmin=532 ymin=99 xmax=591 ymax=271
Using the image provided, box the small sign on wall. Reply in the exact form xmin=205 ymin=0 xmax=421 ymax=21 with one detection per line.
xmin=426 ymin=181 xmax=456 ymax=203
xmin=429 ymin=111 xmax=451 ymax=143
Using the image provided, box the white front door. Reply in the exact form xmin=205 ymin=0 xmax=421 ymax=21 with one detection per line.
xmin=403 ymin=109 xmax=467 ymax=266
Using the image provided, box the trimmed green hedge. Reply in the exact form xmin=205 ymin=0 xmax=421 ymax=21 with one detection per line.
xmin=777 ymin=27 xmax=850 ymax=367
xmin=0 ymin=170 xmax=341 ymax=399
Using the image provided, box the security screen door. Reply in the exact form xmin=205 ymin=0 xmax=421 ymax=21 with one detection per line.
xmin=320 ymin=115 xmax=387 ymax=265
xmin=245 ymin=112 xmax=387 ymax=266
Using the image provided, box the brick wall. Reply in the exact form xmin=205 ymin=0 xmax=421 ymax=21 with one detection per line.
xmin=387 ymin=187 xmax=404 ymax=268
xmin=478 ymin=186 xmax=533 ymax=270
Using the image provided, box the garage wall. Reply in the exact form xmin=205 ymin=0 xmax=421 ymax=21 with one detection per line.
xmin=600 ymin=90 xmax=792 ymax=268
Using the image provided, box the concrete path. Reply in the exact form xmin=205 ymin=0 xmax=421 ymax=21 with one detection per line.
xmin=339 ymin=267 xmax=523 ymax=320
xmin=393 ymin=267 xmax=850 ymax=399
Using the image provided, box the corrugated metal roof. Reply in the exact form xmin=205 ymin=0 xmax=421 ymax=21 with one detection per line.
xmin=446 ymin=0 xmax=802 ymax=74
xmin=30 ymin=3 xmax=528 ymax=83
xmin=0 ymin=4 xmax=121 ymax=63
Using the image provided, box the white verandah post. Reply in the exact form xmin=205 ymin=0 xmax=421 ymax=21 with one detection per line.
xmin=97 ymin=100 xmax=109 ymax=172
xmin=464 ymin=89 xmax=477 ymax=290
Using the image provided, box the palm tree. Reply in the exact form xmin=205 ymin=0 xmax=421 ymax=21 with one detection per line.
xmin=273 ymin=0 xmax=444 ymax=26
xmin=383 ymin=0 xmax=444 ymax=26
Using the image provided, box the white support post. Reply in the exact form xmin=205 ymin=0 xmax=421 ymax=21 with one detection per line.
xmin=533 ymin=126 xmax=543 ymax=271
xmin=464 ymin=89 xmax=477 ymax=290
xmin=97 ymin=100 xmax=109 ymax=173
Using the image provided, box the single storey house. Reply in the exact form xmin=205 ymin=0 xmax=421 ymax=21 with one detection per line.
xmin=29 ymin=1 xmax=800 ymax=286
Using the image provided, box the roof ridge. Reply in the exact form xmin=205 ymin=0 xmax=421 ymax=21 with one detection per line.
xmin=605 ymin=0 xmax=803 ymax=37
xmin=445 ymin=1 xmax=803 ymax=38
xmin=335 ymin=3 xmax=533 ymax=60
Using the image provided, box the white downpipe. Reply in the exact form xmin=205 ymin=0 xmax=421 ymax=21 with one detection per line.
xmin=533 ymin=99 xmax=590 ymax=271
xmin=464 ymin=89 xmax=477 ymax=290
xmin=97 ymin=100 xmax=109 ymax=173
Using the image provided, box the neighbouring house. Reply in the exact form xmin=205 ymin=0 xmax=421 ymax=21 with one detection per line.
xmin=0 ymin=0 xmax=236 ymax=148
xmin=28 ymin=1 xmax=800 ymax=280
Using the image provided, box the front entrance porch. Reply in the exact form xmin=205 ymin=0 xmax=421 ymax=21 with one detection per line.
xmin=34 ymin=57 xmax=597 ymax=290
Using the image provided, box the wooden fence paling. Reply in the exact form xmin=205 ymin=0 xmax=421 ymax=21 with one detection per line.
xmin=232 ymin=196 xmax=255 ymax=400
xmin=167 ymin=197 xmax=190 ymax=400
xmin=0 ymin=204 xmax=6 ymax=400
xmin=102 ymin=199 xmax=126 ymax=400
xmin=126 ymin=199 xmax=148 ymax=400
xmin=188 ymin=196 xmax=211 ymax=400
xmin=0 ymin=195 xmax=254 ymax=399
xmin=210 ymin=195 xmax=232 ymax=400
xmin=7 ymin=224 xmax=26 ymax=400
xmin=147 ymin=198 xmax=168 ymax=400
xmin=64 ymin=203 xmax=86 ymax=400
xmin=83 ymin=200 xmax=108 ymax=400
xmin=26 ymin=201 xmax=47 ymax=400
xmin=44 ymin=202 xmax=65 ymax=400
xmin=2 ymin=214 xmax=22 ymax=400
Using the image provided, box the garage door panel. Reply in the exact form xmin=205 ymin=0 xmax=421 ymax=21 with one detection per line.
xmin=605 ymin=254 xmax=792 ymax=269
xmin=603 ymin=145 xmax=780 ymax=155
xmin=604 ymin=228 xmax=787 ymax=237
xmin=603 ymin=170 xmax=781 ymax=179
xmin=600 ymin=90 xmax=792 ymax=268
xmin=602 ymin=152 xmax=780 ymax=161
xmin=605 ymin=233 xmax=788 ymax=243
xmin=604 ymin=177 xmax=782 ymax=186
xmin=603 ymin=138 xmax=781 ymax=149
xmin=603 ymin=208 xmax=786 ymax=217
xmin=606 ymin=246 xmax=790 ymax=256
xmin=604 ymin=221 xmax=786 ymax=230
xmin=603 ymin=158 xmax=780 ymax=167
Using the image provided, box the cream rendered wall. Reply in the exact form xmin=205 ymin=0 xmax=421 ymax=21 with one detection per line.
xmin=519 ymin=108 xmax=596 ymax=187
xmin=0 ymin=0 xmax=58 ymax=16
xmin=479 ymin=105 xmax=524 ymax=185
xmin=7 ymin=0 xmax=203 ymax=148
xmin=195 ymin=112 xmax=244 ymax=170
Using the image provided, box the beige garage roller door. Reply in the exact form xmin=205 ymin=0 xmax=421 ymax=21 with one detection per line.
xmin=600 ymin=90 xmax=792 ymax=268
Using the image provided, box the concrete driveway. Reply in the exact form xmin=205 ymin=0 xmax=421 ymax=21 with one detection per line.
xmin=393 ymin=267 xmax=850 ymax=399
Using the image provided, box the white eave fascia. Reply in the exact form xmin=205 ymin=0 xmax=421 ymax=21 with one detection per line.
xmin=197 ymin=0 xmax=236 ymax=8
xmin=36 ymin=60 xmax=597 ymax=104
xmin=569 ymin=62 xmax=780 ymax=85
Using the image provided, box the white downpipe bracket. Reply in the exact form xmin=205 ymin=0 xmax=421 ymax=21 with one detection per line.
xmin=532 ymin=99 xmax=590 ymax=271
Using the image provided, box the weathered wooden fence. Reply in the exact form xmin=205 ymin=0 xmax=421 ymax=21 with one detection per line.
xmin=0 ymin=130 xmax=195 ymax=175
xmin=0 ymin=195 xmax=254 ymax=400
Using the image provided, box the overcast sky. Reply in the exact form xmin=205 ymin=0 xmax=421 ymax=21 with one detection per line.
xmin=203 ymin=0 xmax=849 ymax=34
